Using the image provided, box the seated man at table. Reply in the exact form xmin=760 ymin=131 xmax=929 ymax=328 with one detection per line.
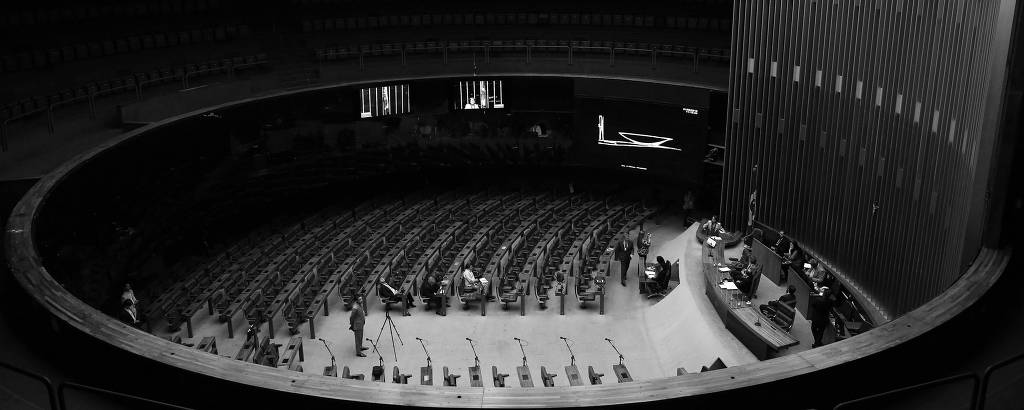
xmin=805 ymin=259 xmax=827 ymax=287
xmin=420 ymin=275 xmax=442 ymax=310
xmin=729 ymin=245 xmax=752 ymax=270
xmin=778 ymin=285 xmax=797 ymax=308
xmin=379 ymin=277 xmax=416 ymax=309
xmin=462 ymin=268 xmax=491 ymax=300
xmin=734 ymin=256 xmax=761 ymax=295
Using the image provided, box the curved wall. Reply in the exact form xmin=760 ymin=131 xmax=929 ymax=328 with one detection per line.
xmin=3 ymin=72 xmax=1012 ymax=408
xmin=721 ymin=0 xmax=1012 ymax=317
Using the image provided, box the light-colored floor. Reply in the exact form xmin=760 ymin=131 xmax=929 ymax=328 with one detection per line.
xmin=153 ymin=216 xmax=816 ymax=384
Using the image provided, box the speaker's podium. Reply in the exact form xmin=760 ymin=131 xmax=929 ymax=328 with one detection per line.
xmin=612 ymin=364 xmax=633 ymax=383
xmin=564 ymin=365 xmax=584 ymax=386
xmin=420 ymin=365 xmax=433 ymax=385
xmin=468 ymin=365 xmax=483 ymax=387
xmin=516 ymin=366 xmax=534 ymax=387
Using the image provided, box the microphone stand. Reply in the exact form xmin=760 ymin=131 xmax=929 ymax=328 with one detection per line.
xmin=367 ymin=338 xmax=385 ymax=369
xmin=560 ymin=337 xmax=575 ymax=366
xmin=605 ymin=338 xmax=625 ymax=365
xmin=416 ymin=337 xmax=432 ymax=367
xmin=514 ymin=337 xmax=528 ymax=367
xmin=319 ymin=338 xmax=336 ymax=375
xmin=466 ymin=338 xmax=480 ymax=368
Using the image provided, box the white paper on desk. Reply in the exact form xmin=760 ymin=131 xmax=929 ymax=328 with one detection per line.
xmin=645 ymin=269 xmax=656 ymax=278
xmin=718 ymin=267 xmax=731 ymax=272
xmin=712 ymin=236 xmax=722 ymax=241
xmin=719 ymin=281 xmax=738 ymax=290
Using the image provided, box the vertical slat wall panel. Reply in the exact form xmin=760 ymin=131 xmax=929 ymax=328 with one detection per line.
xmin=722 ymin=0 xmax=1002 ymax=318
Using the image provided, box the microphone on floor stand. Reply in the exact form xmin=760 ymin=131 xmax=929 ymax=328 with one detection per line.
xmin=605 ymin=338 xmax=625 ymax=365
xmin=560 ymin=336 xmax=575 ymax=367
xmin=514 ymin=337 xmax=528 ymax=367
xmin=416 ymin=337 xmax=432 ymax=367
xmin=318 ymin=338 xmax=336 ymax=373
xmin=466 ymin=338 xmax=480 ymax=368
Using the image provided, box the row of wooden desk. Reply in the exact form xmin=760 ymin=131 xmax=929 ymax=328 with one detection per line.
xmin=701 ymin=241 xmax=798 ymax=360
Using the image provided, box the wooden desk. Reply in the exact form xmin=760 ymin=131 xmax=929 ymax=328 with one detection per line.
xmin=702 ymin=244 xmax=798 ymax=360
xmin=752 ymin=239 xmax=784 ymax=285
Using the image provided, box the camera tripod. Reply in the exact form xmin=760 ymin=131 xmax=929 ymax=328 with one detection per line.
xmin=374 ymin=309 xmax=404 ymax=362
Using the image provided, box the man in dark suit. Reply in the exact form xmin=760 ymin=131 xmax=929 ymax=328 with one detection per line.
xmin=420 ymin=275 xmax=442 ymax=311
xmin=809 ymin=287 xmax=835 ymax=347
xmin=734 ymin=256 xmax=761 ymax=295
xmin=773 ymin=231 xmax=791 ymax=255
xmin=656 ymin=256 xmax=672 ymax=291
xmin=778 ymin=285 xmax=797 ymax=308
xmin=349 ymin=296 xmax=368 ymax=357
xmin=614 ymin=235 xmax=634 ymax=287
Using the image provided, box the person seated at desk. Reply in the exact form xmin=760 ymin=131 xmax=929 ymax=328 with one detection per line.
xmin=555 ymin=272 xmax=567 ymax=295
xmin=729 ymin=246 xmax=752 ymax=270
xmin=733 ymin=256 xmax=761 ymax=295
xmin=462 ymin=268 xmax=484 ymax=294
xmin=759 ymin=285 xmax=798 ymax=325
xmin=420 ymin=275 xmax=442 ymax=311
xmin=378 ymin=277 xmax=415 ymax=309
xmin=779 ymin=285 xmax=797 ymax=308
xmin=805 ymin=259 xmax=827 ymax=287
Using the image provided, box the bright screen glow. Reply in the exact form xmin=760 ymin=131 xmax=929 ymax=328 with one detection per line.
xmin=455 ymin=80 xmax=504 ymax=109
xmin=360 ymin=84 xmax=411 ymax=118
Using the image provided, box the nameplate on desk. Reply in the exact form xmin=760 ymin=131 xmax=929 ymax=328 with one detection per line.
xmin=645 ymin=269 xmax=656 ymax=279
xmin=719 ymin=282 xmax=738 ymax=290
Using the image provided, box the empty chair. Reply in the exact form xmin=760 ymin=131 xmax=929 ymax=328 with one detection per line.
xmin=588 ymin=366 xmax=604 ymax=384
xmin=443 ymin=366 xmax=461 ymax=386
xmin=701 ymin=357 xmax=727 ymax=372
xmin=493 ymin=366 xmax=509 ymax=387
xmin=343 ymin=366 xmax=365 ymax=380
xmin=540 ymin=366 xmax=558 ymax=387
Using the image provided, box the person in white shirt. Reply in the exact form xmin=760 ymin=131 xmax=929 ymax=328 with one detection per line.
xmin=121 ymin=283 xmax=138 ymax=306
xmin=378 ymin=277 xmax=415 ymax=309
xmin=462 ymin=268 xmax=479 ymax=289
xmin=119 ymin=299 xmax=140 ymax=328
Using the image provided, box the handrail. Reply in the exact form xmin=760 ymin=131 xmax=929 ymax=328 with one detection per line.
xmin=58 ymin=381 xmax=193 ymax=410
xmin=0 ymin=360 xmax=59 ymax=410
xmin=833 ymin=372 xmax=979 ymax=410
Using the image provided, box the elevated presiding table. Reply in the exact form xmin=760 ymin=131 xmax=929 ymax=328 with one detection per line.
xmin=702 ymin=242 xmax=798 ymax=360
